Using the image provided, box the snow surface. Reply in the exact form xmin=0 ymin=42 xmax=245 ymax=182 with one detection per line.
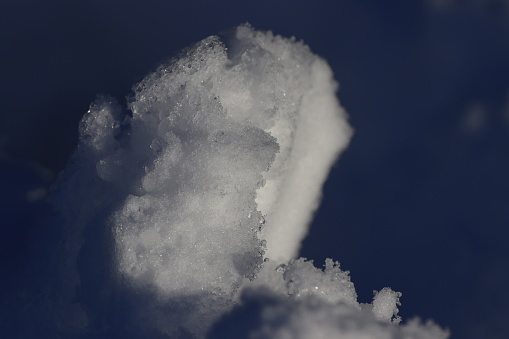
xmin=211 ymin=287 xmax=448 ymax=339
xmin=8 ymin=24 xmax=449 ymax=338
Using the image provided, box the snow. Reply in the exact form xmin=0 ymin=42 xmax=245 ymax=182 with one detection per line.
xmin=372 ymin=287 xmax=402 ymax=324
xmin=8 ymin=24 xmax=448 ymax=338
xmin=210 ymin=287 xmax=449 ymax=339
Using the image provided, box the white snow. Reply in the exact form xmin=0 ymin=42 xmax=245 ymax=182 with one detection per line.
xmin=43 ymin=24 xmax=449 ymax=338
xmin=372 ymin=287 xmax=403 ymax=324
xmin=210 ymin=287 xmax=449 ymax=339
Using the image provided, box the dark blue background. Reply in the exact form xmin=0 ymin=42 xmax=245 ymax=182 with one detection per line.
xmin=2 ymin=1 xmax=509 ymax=337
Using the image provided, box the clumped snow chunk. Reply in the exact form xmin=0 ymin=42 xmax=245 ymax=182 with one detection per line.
xmin=36 ymin=24 xmax=449 ymax=338
xmin=48 ymin=23 xmax=352 ymax=336
xmin=107 ymin=24 xmax=351 ymax=305
xmin=372 ymin=287 xmax=403 ymax=324
xmin=79 ymin=96 xmax=123 ymax=156
xmin=277 ymin=258 xmax=358 ymax=307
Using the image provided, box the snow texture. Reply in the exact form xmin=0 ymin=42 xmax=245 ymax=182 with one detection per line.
xmin=10 ymin=24 xmax=448 ymax=338
xmin=372 ymin=287 xmax=403 ymax=324
xmin=211 ymin=287 xmax=450 ymax=339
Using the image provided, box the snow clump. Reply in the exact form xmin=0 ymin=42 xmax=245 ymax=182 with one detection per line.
xmin=36 ymin=24 xmax=449 ymax=338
